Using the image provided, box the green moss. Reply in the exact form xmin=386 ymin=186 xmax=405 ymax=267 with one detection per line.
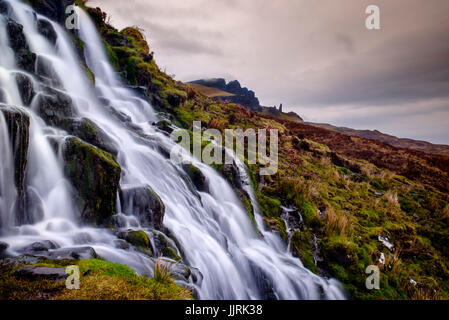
xmin=63 ymin=137 xmax=121 ymax=225
xmin=290 ymin=231 xmax=318 ymax=274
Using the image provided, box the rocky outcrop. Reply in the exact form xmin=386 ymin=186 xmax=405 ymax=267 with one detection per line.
xmin=63 ymin=137 xmax=121 ymax=226
xmin=190 ymin=78 xmax=260 ymax=109
xmin=120 ymin=184 xmax=165 ymax=230
xmin=0 ymin=106 xmax=30 ymax=223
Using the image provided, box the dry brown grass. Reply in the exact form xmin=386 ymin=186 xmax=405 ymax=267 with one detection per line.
xmin=324 ymin=207 xmax=353 ymax=237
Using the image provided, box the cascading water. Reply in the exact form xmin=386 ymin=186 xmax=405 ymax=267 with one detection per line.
xmin=0 ymin=0 xmax=345 ymax=299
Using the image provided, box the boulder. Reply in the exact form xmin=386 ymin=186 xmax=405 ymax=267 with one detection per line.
xmin=14 ymin=73 xmax=35 ymax=106
xmin=14 ymin=266 xmax=67 ymax=281
xmin=19 ymin=240 xmax=60 ymax=253
xmin=36 ymin=89 xmax=77 ymax=127
xmin=182 ymin=164 xmax=207 ymax=192
xmin=61 ymin=118 xmax=118 ymax=156
xmin=6 ymin=19 xmax=37 ymax=73
xmin=120 ymin=184 xmax=165 ymax=230
xmin=118 ymin=229 xmax=152 ymax=256
xmin=63 ymin=137 xmax=121 ymax=225
xmin=0 ymin=106 xmax=30 ymax=222
xmin=37 ymin=18 xmax=57 ymax=45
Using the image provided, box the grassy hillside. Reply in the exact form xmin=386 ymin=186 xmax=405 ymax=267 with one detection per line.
xmin=83 ymin=5 xmax=449 ymax=300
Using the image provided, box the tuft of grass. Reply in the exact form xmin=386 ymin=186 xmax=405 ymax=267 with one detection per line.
xmin=153 ymin=258 xmax=173 ymax=285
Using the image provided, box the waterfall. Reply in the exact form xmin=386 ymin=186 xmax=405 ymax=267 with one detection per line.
xmin=0 ymin=0 xmax=345 ymax=300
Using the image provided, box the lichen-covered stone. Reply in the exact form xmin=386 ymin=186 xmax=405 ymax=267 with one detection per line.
xmin=63 ymin=137 xmax=121 ymax=226
xmin=120 ymin=184 xmax=165 ymax=230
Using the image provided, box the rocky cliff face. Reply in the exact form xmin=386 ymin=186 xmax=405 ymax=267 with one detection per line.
xmin=190 ymin=78 xmax=260 ymax=110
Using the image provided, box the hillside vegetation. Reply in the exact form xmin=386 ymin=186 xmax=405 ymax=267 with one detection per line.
xmin=80 ymin=4 xmax=449 ymax=300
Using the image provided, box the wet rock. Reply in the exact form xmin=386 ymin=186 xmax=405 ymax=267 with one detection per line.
xmin=63 ymin=137 xmax=121 ymax=226
xmin=14 ymin=73 xmax=35 ymax=106
xmin=118 ymin=229 xmax=152 ymax=256
xmin=24 ymin=186 xmax=45 ymax=224
xmin=45 ymin=246 xmax=99 ymax=260
xmin=182 ymin=164 xmax=207 ymax=192
xmin=28 ymin=0 xmax=74 ymax=23
xmin=61 ymin=117 xmax=118 ymax=156
xmin=0 ymin=0 xmax=12 ymax=15
xmin=36 ymin=89 xmax=77 ymax=127
xmin=154 ymin=232 xmax=181 ymax=262
xmin=36 ymin=55 xmax=62 ymax=88
xmin=19 ymin=240 xmax=60 ymax=253
xmin=37 ymin=18 xmax=57 ymax=45
xmin=73 ymin=232 xmax=93 ymax=244
xmin=154 ymin=120 xmax=173 ymax=134
xmin=120 ymin=185 xmax=165 ymax=230
xmin=15 ymin=266 xmax=67 ymax=281
xmin=6 ymin=19 xmax=36 ymax=73
xmin=249 ymin=261 xmax=277 ymax=300
xmin=113 ymin=239 xmax=130 ymax=250
xmin=0 ymin=241 xmax=8 ymax=252
xmin=0 ymin=106 xmax=30 ymax=222
xmin=0 ymin=88 xmax=6 ymax=103
xmin=0 ymin=254 xmax=44 ymax=267
xmin=222 ymin=161 xmax=243 ymax=189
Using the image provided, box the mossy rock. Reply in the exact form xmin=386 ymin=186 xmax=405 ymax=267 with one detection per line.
xmin=61 ymin=117 xmax=118 ymax=156
xmin=118 ymin=230 xmax=152 ymax=256
xmin=120 ymin=185 xmax=165 ymax=230
xmin=320 ymin=237 xmax=359 ymax=267
xmin=63 ymin=137 xmax=121 ymax=226
xmin=182 ymin=164 xmax=207 ymax=192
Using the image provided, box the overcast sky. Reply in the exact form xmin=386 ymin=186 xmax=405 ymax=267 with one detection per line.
xmin=89 ymin=0 xmax=449 ymax=144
